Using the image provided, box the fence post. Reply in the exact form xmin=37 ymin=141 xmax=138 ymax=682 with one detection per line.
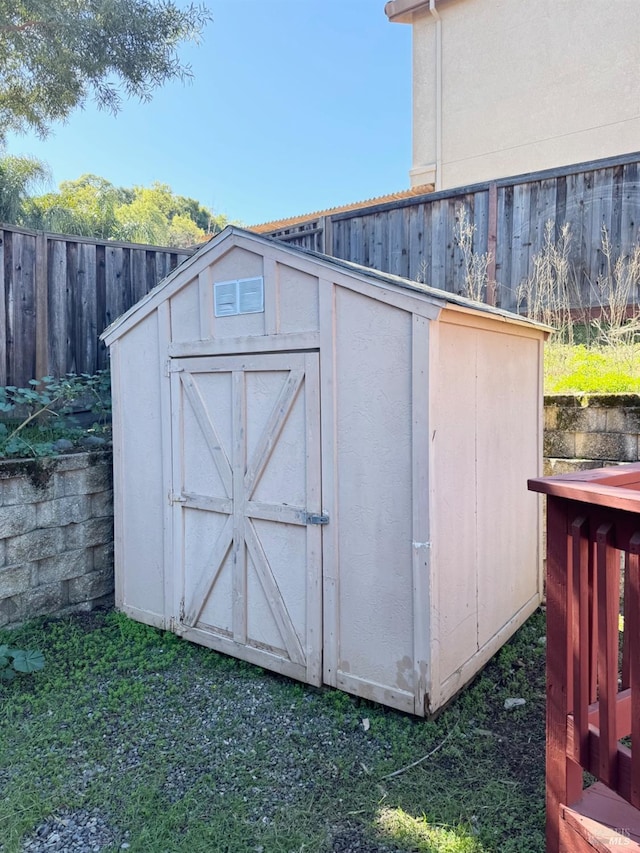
xmin=35 ymin=231 xmax=49 ymax=379
xmin=486 ymin=182 xmax=498 ymax=306
xmin=321 ymin=215 xmax=334 ymax=257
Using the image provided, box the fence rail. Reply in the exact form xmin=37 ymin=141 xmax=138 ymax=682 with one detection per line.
xmin=0 ymin=226 xmax=194 ymax=386
xmin=263 ymin=152 xmax=640 ymax=314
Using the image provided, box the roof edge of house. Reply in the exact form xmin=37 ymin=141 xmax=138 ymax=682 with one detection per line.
xmin=249 ymin=185 xmax=434 ymax=234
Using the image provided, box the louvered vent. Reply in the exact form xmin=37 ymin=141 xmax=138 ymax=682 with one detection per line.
xmin=214 ymin=277 xmax=264 ymax=317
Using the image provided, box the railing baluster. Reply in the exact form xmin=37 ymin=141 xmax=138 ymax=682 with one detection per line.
xmin=622 ymin=550 xmax=631 ymax=691
xmin=629 ymin=533 xmax=640 ymax=808
xmin=596 ymin=523 xmax=620 ymax=789
xmin=589 ymin=537 xmax=598 ymax=704
xmin=571 ymin=516 xmax=590 ymax=766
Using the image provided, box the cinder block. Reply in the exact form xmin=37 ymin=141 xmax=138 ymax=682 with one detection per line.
xmin=0 ymin=538 xmax=5 ymax=568
xmin=0 ymin=564 xmax=32 ymax=598
xmin=65 ymin=464 xmax=113 ymax=496
xmin=574 ymin=432 xmax=639 ymax=462
xmin=63 ymin=517 xmax=114 ymax=550
xmin=37 ymin=549 xmax=92 ymax=585
xmin=543 ymin=458 xmax=621 ymax=476
xmin=6 ymin=527 xmax=61 ymax=565
xmin=90 ymin=490 xmax=114 ymax=519
xmin=93 ymin=542 xmax=114 ymax=572
xmin=68 ymin=568 xmax=114 ymax=604
xmin=53 ymin=464 xmax=101 ymax=497
xmin=0 ymin=475 xmax=54 ymax=506
xmin=605 ymin=407 xmax=640 ymax=434
xmin=623 ymin=408 xmax=640 ymax=432
xmin=544 ymin=406 xmax=558 ymax=430
xmin=0 ymin=594 xmax=23 ymax=627
xmin=22 ymin=582 xmax=67 ymax=617
xmin=36 ymin=495 xmax=91 ymax=528
xmin=53 ymin=471 xmax=71 ymax=499
xmin=0 ymin=459 xmax=57 ymax=502
xmin=580 ymin=408 xmax=607 ymax=432
xmin=0 ymin=504 xmax=36 ymax=538
xmin=543 ymin=431 xmax=576 ymax=459
xmin=555 ymin=406 xmax=606 ymax=432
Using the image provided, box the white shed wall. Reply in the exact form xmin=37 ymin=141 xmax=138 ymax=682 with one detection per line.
xmin=170 ymin=278 xmax=200 ymax=343
xmin=475 ymin=326 xmax=541 ymax=646
xmin=112 ymin=315 xmax=167 ymax=628
xmin=278 ymin=265 xmax=319 ymax=334
xmin=430 ymin=311 xmax=543 ymax=705
xmin=332 ymin=285 xmax=416 ymax=711
xmin=430 ymin=320 xmax=478 ymax=681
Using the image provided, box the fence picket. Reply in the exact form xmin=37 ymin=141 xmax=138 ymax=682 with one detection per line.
xmin=263 ymin=152 xmax=640 ymax=315
xmin=0 ymin=226 xmax=193 ymax=386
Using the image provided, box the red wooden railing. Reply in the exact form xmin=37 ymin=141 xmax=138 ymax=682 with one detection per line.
xmin=529 ymin=464 xmax=640 ymax=852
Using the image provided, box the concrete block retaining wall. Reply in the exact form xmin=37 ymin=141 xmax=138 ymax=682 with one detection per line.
xmin=0 ymin=451 xmax=113 ymax=629
xmin=544 ymin=394 xmax=640 ymax=475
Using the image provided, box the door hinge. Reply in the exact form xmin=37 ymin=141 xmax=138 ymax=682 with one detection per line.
xmin=169 ymin=491 xmax=187 ymax=504
xmin=305 ymin=512 xmax=329 ymax=525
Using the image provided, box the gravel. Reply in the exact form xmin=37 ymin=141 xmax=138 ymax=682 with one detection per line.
xmin=20 ymin=808 xmax=128 ymax=852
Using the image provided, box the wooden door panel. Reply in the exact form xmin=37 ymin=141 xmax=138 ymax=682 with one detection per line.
xmin=183 ymin=508 xmax=233 ymax=631
xmin=171 ymin=352 xmax=322 ymax=685
xmin=181 ymin=370 xmax=232 ymax=500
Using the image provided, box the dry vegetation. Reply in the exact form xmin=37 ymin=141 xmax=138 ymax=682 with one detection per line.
xmin=444 ymin=206 xmax=640 ymax=393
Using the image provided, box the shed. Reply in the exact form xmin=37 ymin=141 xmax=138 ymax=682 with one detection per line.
xmin=102 ymin=226 xmax=547 ymax=716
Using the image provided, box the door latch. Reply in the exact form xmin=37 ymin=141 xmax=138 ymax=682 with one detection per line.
xmin=305 ymin=512 xmax=329 ymax=525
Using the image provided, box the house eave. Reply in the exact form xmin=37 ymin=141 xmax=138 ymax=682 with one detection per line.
xmin=384 ymin=0 xmax=432 ymax=23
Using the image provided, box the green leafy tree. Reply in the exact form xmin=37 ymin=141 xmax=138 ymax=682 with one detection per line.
xmin=0 ymin=153 xmax=49 ymax=222
xmin=113 ymin=182 xmax=228 ymax=245
xmin=23 ymin=174 xmax=227 ymax=247
xmin=23 ymin=174 xmax=126 ymax=237
xmin=0 ymin=0 xmax=211 ymax=144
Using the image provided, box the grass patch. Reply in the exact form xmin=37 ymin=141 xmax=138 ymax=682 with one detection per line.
xmin=545 ymin=343 xmax=640 ymax=394
xmin=0 ymin=609 xmax=546 ymax=853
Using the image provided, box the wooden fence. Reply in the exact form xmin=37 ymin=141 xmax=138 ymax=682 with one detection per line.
xmin=263 ymin=151 xmax=640 ymax=314
xmin=0 ymin=226 xmax=194 ymax=386
xmin=3 ymin=152 xmax=640 ymax=386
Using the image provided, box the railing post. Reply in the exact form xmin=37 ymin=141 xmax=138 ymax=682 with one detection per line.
xmin=547 ymin=496 xmax=583 ymax=852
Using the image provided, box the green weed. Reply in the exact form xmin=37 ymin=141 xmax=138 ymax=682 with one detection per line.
xmin=545 ymin=342 xmax=640 ymax=393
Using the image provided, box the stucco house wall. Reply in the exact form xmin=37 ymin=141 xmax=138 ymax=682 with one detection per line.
xmin=385 ymin=0 xmax=640 ymax=191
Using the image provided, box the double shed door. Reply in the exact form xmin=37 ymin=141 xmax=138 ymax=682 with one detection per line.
xmin=170 ymin=352 xmax=323 ymax=685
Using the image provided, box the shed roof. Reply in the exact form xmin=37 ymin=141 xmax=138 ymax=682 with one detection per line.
xmin=101 ymin=225 xmax=548 ymax=345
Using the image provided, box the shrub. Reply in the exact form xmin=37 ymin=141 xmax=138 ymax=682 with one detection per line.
xmin=0 ymin=371 xmax=111 ymax=459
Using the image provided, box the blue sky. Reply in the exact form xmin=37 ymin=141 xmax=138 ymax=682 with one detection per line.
xmin=6 ymin=0 xmax=413 ymax=227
